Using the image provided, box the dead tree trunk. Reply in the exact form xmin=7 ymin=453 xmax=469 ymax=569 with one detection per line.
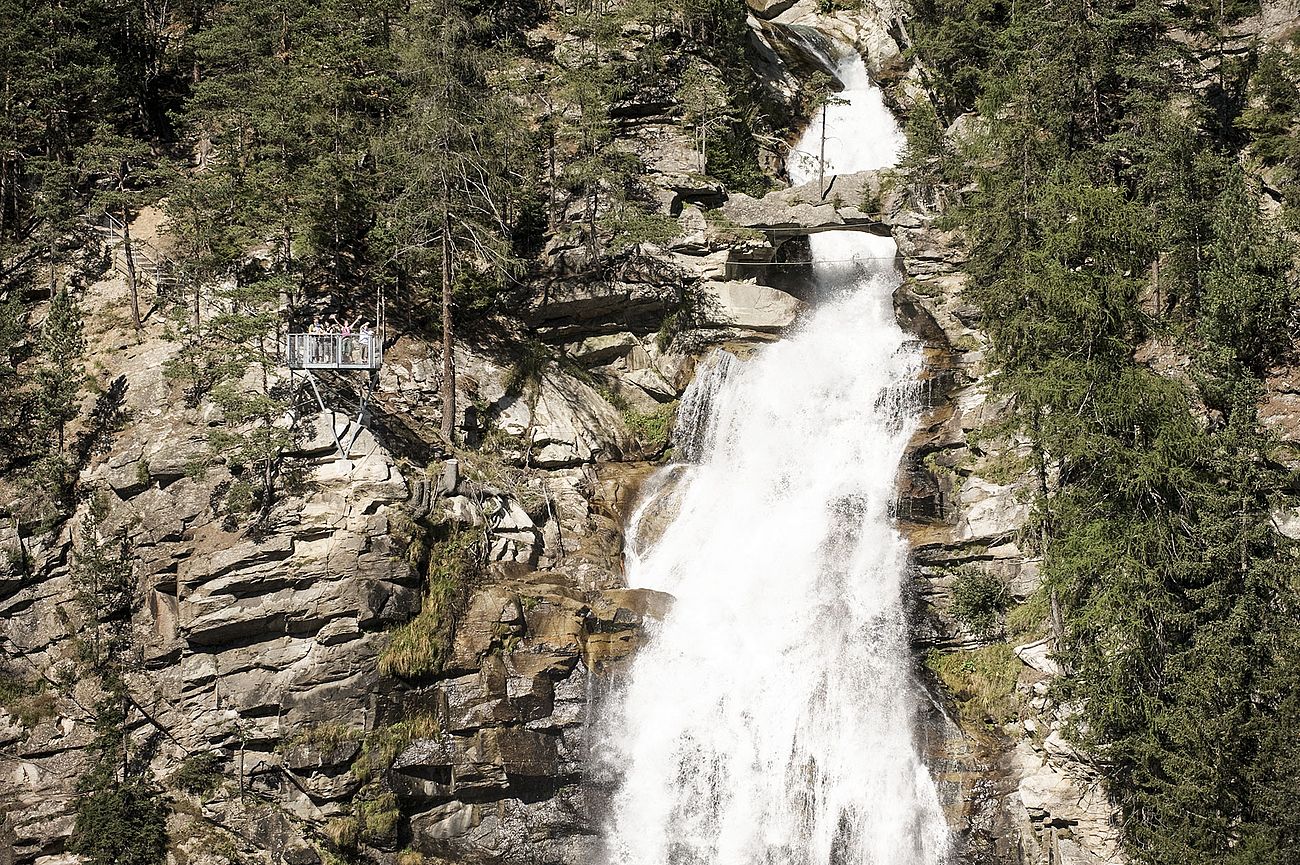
xmin=439 ymin=212 xmax=456 ymax=444
xmin=121 ymin=207 xmax=141 ymax=330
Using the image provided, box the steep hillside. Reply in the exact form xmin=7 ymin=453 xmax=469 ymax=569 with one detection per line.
xmin=3 ymin=1 xmax=1300 ymax=864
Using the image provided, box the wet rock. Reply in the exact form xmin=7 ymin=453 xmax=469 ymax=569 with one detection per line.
xmin=766 ymin=0 xmax=909 ymax=80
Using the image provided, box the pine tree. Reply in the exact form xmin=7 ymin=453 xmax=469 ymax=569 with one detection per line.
xmin=34 ymin=288 xmax=85 ymax=452
xmin=378 ymin=0 xmax=527 ymax=443
xmin=68 ymin=493 xmax=169 ymax=865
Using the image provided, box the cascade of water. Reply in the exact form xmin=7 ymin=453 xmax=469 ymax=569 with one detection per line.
xmin=599 ymin=45 xmax=950 ymax=865
xmin=673 ymin=349 xmax=743 ymax=462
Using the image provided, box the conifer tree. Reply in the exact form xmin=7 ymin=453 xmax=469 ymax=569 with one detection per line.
xmin=31 ymin=290 xmax=86 ymax=509
xmin=909 ymin=4 xmax=1300 ymax=861
xmin=68 ymin=494 xmax=169 ymax=865
xmin=379 ymin=0 xmax=527 ymax=443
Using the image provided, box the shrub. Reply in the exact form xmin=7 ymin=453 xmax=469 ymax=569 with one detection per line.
xmin=503 ymin=339 xmax=551 ymax=397
xmin=623 ymin=402 xmax=677 ymax=453
xmin=604 ymin=205 xmax=680 ymax=254
xmin=70 ymin=782 xmax=169 ymax=865
xmin=3 ymin=544 xmax=31 ymax=574
xmin=172 ymin=751 xmax=224 ymax=795
xmin=224 ymin=480 xmax=254 ymax=514
xmin=950 ymin=569 xmax=1007 ymax=636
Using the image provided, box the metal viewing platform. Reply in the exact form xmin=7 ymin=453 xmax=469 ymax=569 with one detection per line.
xmin=284 ymin=332 xmax=383 ymax=459
xmin=285 ymin=333 xmax=382 ymax=371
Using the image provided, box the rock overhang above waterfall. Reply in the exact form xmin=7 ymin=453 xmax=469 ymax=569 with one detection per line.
xmin=721 ymin=170 xmax=897 ymax=242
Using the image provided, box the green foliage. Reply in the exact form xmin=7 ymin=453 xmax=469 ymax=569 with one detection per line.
xmin=70 ymin=782 xmax=169 ymax=865
xmin=705 ymin=123 xmax=771 ymax=198
xmin=380 ymin=529 xmax=481 ymax=679
xmin=503 ymin=340 xmax=552 ymax=397
xmin=901 ymin=99 xmax=960 ymax=200
xmin=72 ymin=493 xmax=135 ymax=670
xmin=909 ymin=0 xmax=1300 ymax=859
xmin=0 ymin=0 xmax=174 ymax=303
xmin=166 ymin=275 xmax=302 ymax=522
xmin=377 ymin=0 xmax=532 ymax=316
xmin=1195 ymin=169 xmax=1297 ymax=381
xmin=816 ymin=0 xmax=862 ymax=12
xmin=623 ymin=402 xmax=678 ymax=453
xmin=1005 ymin=590 xmax=1049 ymax=641
xmin=908 ymin=0 xmax=1011 ymax=118
xmin=35 ymin=291 xmax=86 ymax=450
xmin=324 ymin=816 xmax=361 ymax=851
xmin=396 ymin=852 xmax=428 ymax=865
xmin=604 ymin=207 xmax=681 ymax=255
xmin=224 ymin=481 xmax=255 ymax=516
xmin=172 ymin=752 xmax=224 ymax=796
xmin=280 ymin=722 xmax=363 ymax=753
xmin=656 ymin=311 xmax=685 ymax=353
xmin=351 ymin=710 xmax=440 ymax=783
xmin=927 ymin=644 xmax=1021 ymax=727
xmin=677 ymin=62 xmax=729 ymax=176
xmin=68 ymin=494 xmax=169 ymax=865
xmin=359 ymin=792 xmax=401 ymax=844
xmin=950 ymin=570 xmax=1007 ymax=636
xmin=700 ymin=208 xmax=764 ymax=244
xmin=1237 ymin=43 xmax=1300 ymax=171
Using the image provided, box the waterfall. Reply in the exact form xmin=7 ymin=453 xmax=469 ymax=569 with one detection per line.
xmin=598 ymin=45 xmax=951 ymax=865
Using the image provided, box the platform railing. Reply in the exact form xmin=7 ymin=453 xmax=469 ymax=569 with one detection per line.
xmin=285 ymin=333 xmax=382 ymax=371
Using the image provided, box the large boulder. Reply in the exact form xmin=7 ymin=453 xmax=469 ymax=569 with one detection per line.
xmin=700 ymin=281 xmax=803 ymax=331
xmin=493 ymin=373 xmax=634 ymax=468
xmin=721 ymin=171 xmax=894 ymax=242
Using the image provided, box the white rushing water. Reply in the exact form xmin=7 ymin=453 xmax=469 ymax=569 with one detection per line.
xmin=600 ymin=45 xmax=950 ymax=865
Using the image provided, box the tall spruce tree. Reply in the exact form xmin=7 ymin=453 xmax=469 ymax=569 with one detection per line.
xmin=379 ymin=0 xmax=527 ymax=443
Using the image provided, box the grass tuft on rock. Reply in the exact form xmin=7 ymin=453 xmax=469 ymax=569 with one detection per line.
xmin=324 ymin=815 xmax=361 ymax=850
xmin=623 ymin=402 xmax=677 ymax=453
xmin=396 ymin=852 xmax=427 ymax=865
xmin=928 ymin=643 xmax=1022 ymax=728
xmin=352 ymin=709 xmax=440 ymax=783
xmin=379 ymin=530 xmax=480 ymax=680
xmin=0 ymin=673 xmax=56 ymax=728
xmin=359 ymin=792 xmax=401 ymax=845
xmin=1005 ymin=589 xmax=1050 ymax=641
